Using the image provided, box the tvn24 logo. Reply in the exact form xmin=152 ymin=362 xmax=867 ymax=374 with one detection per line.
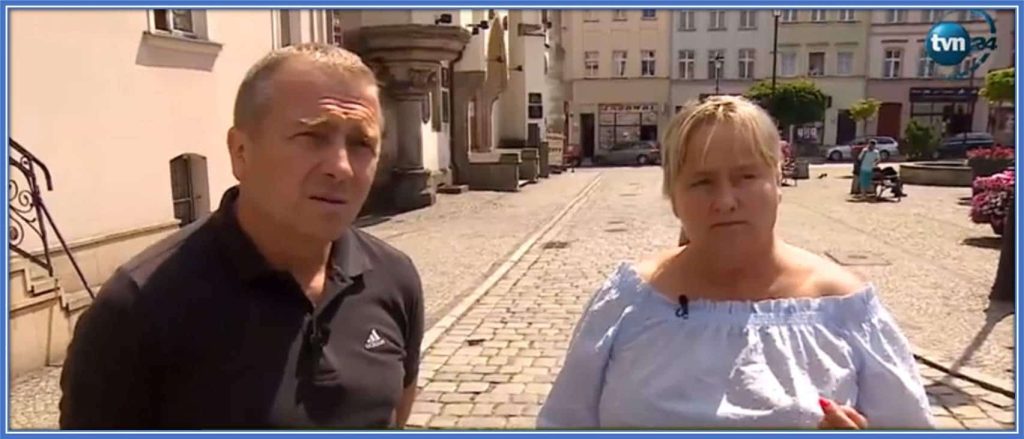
xmin=925 ymin=9 xmax=998 ymax=79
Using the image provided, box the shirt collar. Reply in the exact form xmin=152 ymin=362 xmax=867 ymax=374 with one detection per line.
xmin=210 ymin=186 xmax=373 ymax=284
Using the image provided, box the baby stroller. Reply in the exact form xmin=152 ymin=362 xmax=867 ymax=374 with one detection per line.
xmin=870 ymin=166 xmax=905 ymax=201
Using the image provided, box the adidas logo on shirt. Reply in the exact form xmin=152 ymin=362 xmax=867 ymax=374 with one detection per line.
xmin=364 ymin=329 xmax=386 ymax=350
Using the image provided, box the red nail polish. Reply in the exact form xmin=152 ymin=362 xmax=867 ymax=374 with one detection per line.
xmin=818 ymin=397 xmax=832 ymax=411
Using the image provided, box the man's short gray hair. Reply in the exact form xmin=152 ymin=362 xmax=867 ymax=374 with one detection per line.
xmin=232 ymin=42 xmax=380 ymax=131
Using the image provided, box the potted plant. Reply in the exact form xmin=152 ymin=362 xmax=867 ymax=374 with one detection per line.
xmin=970 ymin=168 xmax=1015 ymax=235
xmin=967 ymin=145 xmax=1015 ymax=180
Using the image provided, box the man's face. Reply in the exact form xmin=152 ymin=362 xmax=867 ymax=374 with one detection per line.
xmin=228 ymin=59 xmax=382 ymax=243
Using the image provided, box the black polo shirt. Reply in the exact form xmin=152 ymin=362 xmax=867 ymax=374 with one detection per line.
xmin=59 ymin=187 xmax=424 ymax=429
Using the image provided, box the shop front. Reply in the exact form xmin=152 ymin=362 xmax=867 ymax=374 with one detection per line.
xmin=909 ymin=87 xmax=980 ymax=137
xmin=597 ymin=103 xmax=661 ymax=152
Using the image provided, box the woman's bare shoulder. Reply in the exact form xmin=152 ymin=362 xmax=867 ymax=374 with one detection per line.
xmin=635 ymin=246 xmax=685 ymax=283
xmin=785 ymin=244 xmax=868 ymax=298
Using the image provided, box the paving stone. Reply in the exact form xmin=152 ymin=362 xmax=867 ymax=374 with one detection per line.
xmin=428 ymin=416 xmax=460 ymax=429
xmin=962 ymin=418 xmax=1007 ymax=430
xmin=457 ymin=382 xmax=490 ymax=393
xmin=442 ymin=403 xmax=473 ymax=416
xmin=471 ymin=403 xmax=496 ymax=416
xmin=950 ymin=405 xmax=988 ymax=420
xmin=439 ymin=393 xmax=474 ymax=403
xmin=424 ymin=382 xmax=457 ymax=393
xmin=507 ymin=416 xmax=537 ymax=429
xmin=406 ymin=413 xmax=432 ymax=428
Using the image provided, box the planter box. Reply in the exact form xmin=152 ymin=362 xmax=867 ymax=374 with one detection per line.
xmin=969 ymin=158 xmax=1013 ymax=179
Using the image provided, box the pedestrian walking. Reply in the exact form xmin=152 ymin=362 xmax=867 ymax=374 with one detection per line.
xmin=538 ymin=96 xmax=933 ymax=430
xmin=60 ymin=43 xmax=425 ymax=429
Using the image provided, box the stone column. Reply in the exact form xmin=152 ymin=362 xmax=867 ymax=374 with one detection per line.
xmin=342 ymin=24 xmax=470 ymax=212
xmin=372 ymin=63 xmax=438 ymax=210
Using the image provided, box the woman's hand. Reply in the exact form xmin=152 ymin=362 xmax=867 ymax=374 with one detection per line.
xmin=818 ymin=398 xmax=869 ymax=429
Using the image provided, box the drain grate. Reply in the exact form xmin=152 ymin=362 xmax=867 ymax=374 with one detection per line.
xmin=826 ymin=250 xmax=891 ymax=266
xmin=542 ymin=241 xmax=571 ymax=250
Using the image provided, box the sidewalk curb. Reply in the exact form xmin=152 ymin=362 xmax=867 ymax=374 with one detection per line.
xmin=914 ymin=347 xmax=1016 ymax=398
xmin=420 ymin=173 xmax=604 ymax=354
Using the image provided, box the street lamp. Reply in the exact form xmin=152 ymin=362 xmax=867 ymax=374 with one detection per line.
xmin=963 ymin=55 xmax=977 ymax=145
xmin=771 ymin=10 xmax=781 ymax=98
xmin=713 ymin=54 xmax=724 ymax=95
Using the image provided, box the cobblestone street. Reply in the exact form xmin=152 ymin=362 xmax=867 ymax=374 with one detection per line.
xmin=408 ymin=165 xmax=1015 ymax=430
xmin=9 ymin=165 xmax=1017 ymax=430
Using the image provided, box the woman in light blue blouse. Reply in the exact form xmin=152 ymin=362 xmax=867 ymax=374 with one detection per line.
xmin=538 ymin=96 xmax=933 ymax=430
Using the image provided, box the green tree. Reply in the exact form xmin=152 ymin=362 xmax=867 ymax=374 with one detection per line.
xmin=848 ymin=98 xmax=882 ymax=138
xmin=745 ymin=79 xmax=827 ymax=140
xmin=980 ymin=67 xmax=1014 ymax=131
xmin=903 ymin=119 xmax=939 ymax=160
xmin=981 ymin=67 xmax=1014 ymax=104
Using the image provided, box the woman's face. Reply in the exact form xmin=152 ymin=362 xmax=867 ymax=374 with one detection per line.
xmin=670 ymin=121 xmax=781 ymax=249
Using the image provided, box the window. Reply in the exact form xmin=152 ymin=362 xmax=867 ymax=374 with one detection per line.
xmin=440 ymin=67 xmax=451 ymax=124
xmin=528 ymin=93 xmax=543 ymax=119
xmin=738 ymin=49 xmax=755 ymax=79
xmin=924 ymin=9 xmax=945 ymax=22
xmin=583 ymin=10 xmax=598 ymax=22
xmin=837 ymin=51 xmax=854 ymax=75
xmin=838 ymin=10 xmax=855 ymax=21
xmin=955 ymin=57 xmax=975 ymax=77
xmin=331 ymin=11 xmax=344 ymax=46
xmin=808 ymin=52 xmax=825 ymax=76
xmin=886 ymin=10 xmax=907 ymax=23
xmin=598 ymin=107 xmax=659 ymax=149
xmin=708 ymin=49 xmax=725 ymax=79
xmin=613 ymin=10 xmax=627 ymax=21
xmin=883 ymin=48 xmax=902 ymax=78
xmin=781 ymin=52 xmax=797 ymax=76
xmin=739 ymin=10 xmax=757 ymax=29
xmin=678 ymin=50 xmax=695 ymax=79
xmin=153 ymin=9 xmax=198 ymax=36
xmin=613 ymin=50 xmax=628 ymax=77
xmin=677 ymin=11 xmax=695 ymax=30
xmin=918 ymin=48 xmax=936 ymax=77
xmin=584 ymin=51 xmax=599 ymax=77
xmin=709 ymin=10 xmax=726 ymax=30
xmin=810 ymin=10 xmax=827 ymax=22
xmin=277 ymin=10 xmax=292 ymax=46
xmin=642 ymin=9 xmax=657 ymax=20
xmin=641 ymin=50 xmax=656 ymax=77
xmin=781 ymin=10 xmax=798 ymax=22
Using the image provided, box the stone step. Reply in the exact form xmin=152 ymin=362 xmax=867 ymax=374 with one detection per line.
xmin=29 ymin=276 xmax=59 ymax=295
xmin=437 ymin=184 xmax=469 ymax=195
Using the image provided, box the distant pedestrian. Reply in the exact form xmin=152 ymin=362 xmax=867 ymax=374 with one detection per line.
xmin=60 ymin=43 xmax=424 ymax=429
xmin=858 ymin=140 xmax=881 ymax=197
xmin=538 ymin=96 xmax=933 ymax=430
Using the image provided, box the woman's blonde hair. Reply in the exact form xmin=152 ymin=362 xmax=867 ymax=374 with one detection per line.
xmin=660 ymin=95 xmax=782 ymax=197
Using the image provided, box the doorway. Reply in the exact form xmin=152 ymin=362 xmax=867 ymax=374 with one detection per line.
xmin=837 ymin=110 xmax=856 ymax=145
xmin=877 ymin=103 xmax=903 ymax=138
xmin=580 ymin=113 xmax=595 ymax=158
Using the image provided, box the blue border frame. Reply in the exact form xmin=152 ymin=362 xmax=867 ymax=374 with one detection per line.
xmin=1 ymin=1 xmax=1021 ymax=438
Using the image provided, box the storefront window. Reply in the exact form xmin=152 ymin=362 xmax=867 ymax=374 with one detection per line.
xmin=597 ymin=104 xmax=660 ymax=151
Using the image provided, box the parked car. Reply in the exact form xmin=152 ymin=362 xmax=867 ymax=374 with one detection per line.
xmin=824 ymin=136 xmax=900 ymax=161
xmin=594 ymin=140 xmax=661 ymax=166
xmin=935 ymin=132 xmax=996 ymax=159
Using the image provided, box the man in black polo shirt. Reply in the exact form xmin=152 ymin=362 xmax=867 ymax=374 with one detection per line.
xmin=59 ymin=43 xmax=424 ymax=429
